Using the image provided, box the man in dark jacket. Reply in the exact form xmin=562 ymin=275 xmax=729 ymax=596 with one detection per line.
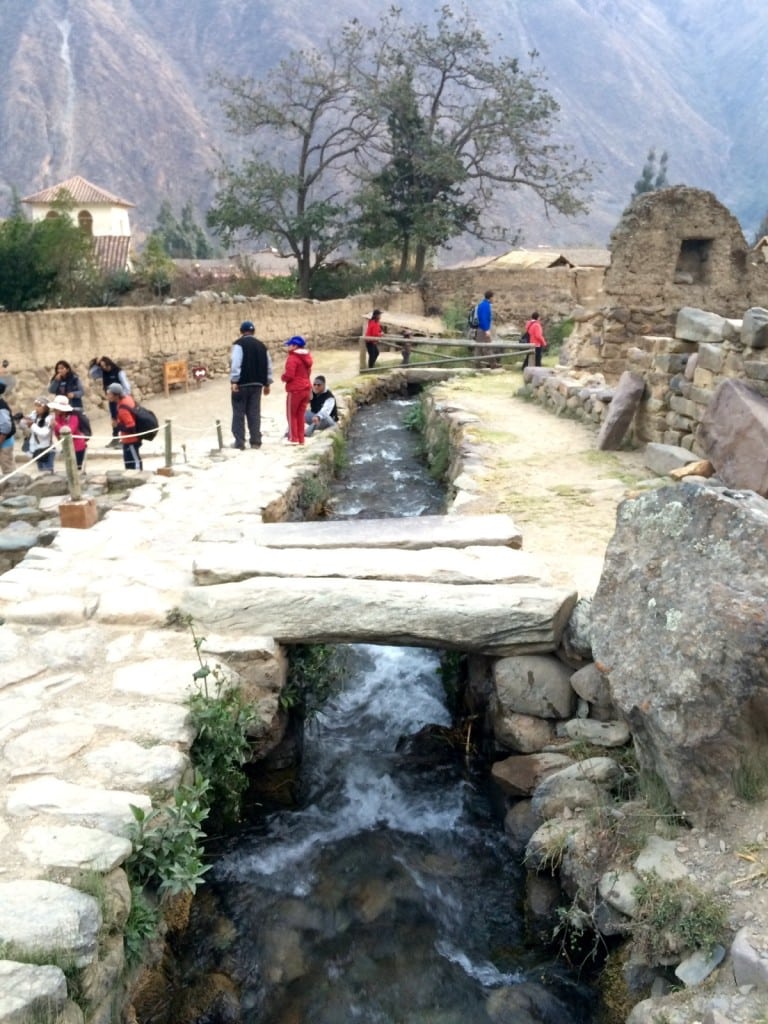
xmin=230 ymin=320 xmax=273 ymax=449
xmin=305 ymin=375 xmax=338 ymax=436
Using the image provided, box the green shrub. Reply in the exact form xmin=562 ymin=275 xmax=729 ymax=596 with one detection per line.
xmin=125 ymin=774 xmax=211 ymax=899
xmin=281 ymin=644 xmax=348 ymax=718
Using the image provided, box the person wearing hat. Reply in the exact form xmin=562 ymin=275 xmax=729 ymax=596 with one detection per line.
xmin=281 ymin=336 xmax=313 ymax=445
xmin=50 ymin=395 xmax=88 ymax=470
xmin=106 ymin=383 xmax=142 ymax=470
xmin=0 ymin=381 xmax=15 ymax=478
xmin=230 ymin=320 xmax=273 ymax=450
xmin=364 ymin=309 xmax=383 ymax=369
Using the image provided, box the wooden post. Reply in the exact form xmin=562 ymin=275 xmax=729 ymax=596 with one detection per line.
xmin=60 ymin=428 xmax=81 ymax=501
xmin=215 ymin=419 xmax=223 ymax=450
xmin=58 ymin=427 xmax=97 ymax=528
xmin=157 ymin=419 xmax=174 ymax=477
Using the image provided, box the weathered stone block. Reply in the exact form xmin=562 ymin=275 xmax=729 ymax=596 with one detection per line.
xmin=742 ymin=307 xmax=768 ymax=349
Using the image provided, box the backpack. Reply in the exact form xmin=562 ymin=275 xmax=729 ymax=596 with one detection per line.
xmin=467 ymin=304 xmax=479 ymax=330
xmin=73 ymin=409 xmax=92 ymax=439
xmin=132 ymin=404 xmax=159 ymax=442
xmin=0 ymin=399 xmax=15 ymax=438
xmin=520 ymin=329 xmax=531 ymax=345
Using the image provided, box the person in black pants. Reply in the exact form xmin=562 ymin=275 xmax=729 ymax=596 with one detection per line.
xmin=230 ymin=320 xmax=273 ymax=449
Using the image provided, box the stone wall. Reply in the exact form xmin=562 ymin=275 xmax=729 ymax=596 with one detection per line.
xmin=0 ymin=288 xmax=422 ymax=412
xmin=525 ymin=306 xmax=768 ymax=451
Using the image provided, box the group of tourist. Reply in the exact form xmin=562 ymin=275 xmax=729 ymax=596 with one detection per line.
xmin=229 ymin=320 xmax=338 ymax=450
xmin=0 ymin=355 xmax=144 ymax=479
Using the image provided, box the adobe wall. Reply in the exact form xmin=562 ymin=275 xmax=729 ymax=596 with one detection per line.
xmin=421 ymin=265 xmax=605 ymax=330
xmin=565 ymin=187 xmax=768 ymax=381
xmin=0 ymin=288 xmax=422 ymax=412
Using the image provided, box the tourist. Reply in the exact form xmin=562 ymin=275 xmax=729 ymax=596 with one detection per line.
xmin=89 ymin=356 xmax=131 ymax=447
xmin=305 ymin=375 xmax=338 ymax=436
xmin=106 ymin=384 xmax=143 ymax=470
xmin=229 ymin=320 xmax=272 ymax=449
xmin=50 ymin=395 xmax=88 ymax=470
xmin=0 ymin=382 xmax=15 ymax=478
xmin=474 ymin=290 xmax=497 ymax=366
xmin=365 ymin=309 xmax=383 ymax=369
xmin=281 ymin=336 xmax=313 ymax=445
xmin=48 ymin=360 xmax=85 ymax=410
xmin=25 ymin=397 xmax=55 ymax=472
xmin=521 ymin=312 xmax=547 ymax=370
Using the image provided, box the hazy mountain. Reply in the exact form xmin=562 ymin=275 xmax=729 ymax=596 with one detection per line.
xmin=0 ymin=0 xmax=765 ymax=255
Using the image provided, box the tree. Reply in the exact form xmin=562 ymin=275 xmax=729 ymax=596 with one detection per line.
xmin=346 ymin=6 xmax=592 ymax=276
xmin=154 ymin=200 xmax=213 ymax=259
xmin=208 ymin=5 xmax=592 ymax=292
xmin=0 ymin=198 xmax=97 ymax=311
xmin=632 ymin=148 xmax=669 ymax=199
xmin=135 ymin=234 xmax=176 ymax=296
xmin=208 ymin=45 xmax=376 ymax=298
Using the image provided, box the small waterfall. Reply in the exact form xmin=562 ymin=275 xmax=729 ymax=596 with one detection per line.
xmin=55 ymin=13 xmax=76 ymax=171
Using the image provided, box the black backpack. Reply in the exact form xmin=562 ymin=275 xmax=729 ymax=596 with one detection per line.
xmin=467 ymin=304 xmax=479 ymax=330
xmin=132 ymin=404 xmax=159 ymax=442
xmin=73 ymin=409 xmax=92 ymax=439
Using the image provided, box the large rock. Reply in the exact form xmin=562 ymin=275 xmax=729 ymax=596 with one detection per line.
xmin=596 ymin=371 xmax=645 ymax=450
xmin=675 ymin=306 xmax=733 ymax=344
xmin=591 ymin=483 xmax=768 ymax=824
xmin=742 ymin=306 xmax=768 ymax=349
xmin=697 ymin=378 xmax=768 ymax=495
xmin=492 ymin=655 xmax=575 ymax=719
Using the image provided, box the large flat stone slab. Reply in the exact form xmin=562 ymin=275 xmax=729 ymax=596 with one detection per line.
xmin=181 ymin=577 xmax=577 ymax=655
xmin=193 ymin=544 xmax=548 ymax=586
xmin=202 ymin=514 xmax=523 ymax=551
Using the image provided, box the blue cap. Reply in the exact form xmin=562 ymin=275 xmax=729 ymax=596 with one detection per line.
xmin=284 ymin=335 xmax=306 ymax=347
xmin=240 ymin=320 xmax=255 ymax=333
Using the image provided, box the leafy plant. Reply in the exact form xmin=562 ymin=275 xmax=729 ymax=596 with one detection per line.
xmin=125 ymin=774 xmax=211 ymax=899
xmin=185 ymin=617 xmax=259 ymax=828
xmin=298 ymin=474 xmax=331 ymax=512
xmin=733 ymin=752 xmax=768 ymax=803
xmin=124 ymin=885 xmax=161 ymax=968
xmin=281 ymin=644 xmax=348 ymax=718
xmin=331 ymin=430 xmax=348 ymax=473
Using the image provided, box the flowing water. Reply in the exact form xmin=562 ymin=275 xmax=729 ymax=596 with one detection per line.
xmin=169 ymin=398 xmax=595 ymax=1023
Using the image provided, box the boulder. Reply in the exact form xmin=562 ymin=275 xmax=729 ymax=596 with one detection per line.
xmin=742 ymin=306 xmax=768 ymax=349
xmin=596 ymin=371 xmax=645 ymax=450
xmin=644 ymin=442 xmax=699 ymax=477
xmin=493 ymin=655 xmax=575 ymax=719
xmin=675 ymin=307 xmax=732 ymax=343
xmin=591 ymin=483 xmax=768 ymax=824
xmin=696 ymin=378 xmax=768 ymax=495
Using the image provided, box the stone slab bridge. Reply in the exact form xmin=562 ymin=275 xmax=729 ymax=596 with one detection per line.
xmin=0 ymin=443 xmax=575 ymax=1021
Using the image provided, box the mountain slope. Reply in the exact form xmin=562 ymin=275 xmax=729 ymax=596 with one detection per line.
xmin=0 ymin=0 xmax=764 ymax=250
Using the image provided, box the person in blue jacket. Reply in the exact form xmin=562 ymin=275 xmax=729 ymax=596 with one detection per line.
xmin=475 ymin=290 xmax=495 ymax=366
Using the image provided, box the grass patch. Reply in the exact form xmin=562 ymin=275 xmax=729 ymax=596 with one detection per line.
xmin=733 ymin=752 xmax=768 ymax=803
xmin=632 ymin=875 xmax=727 ymax=959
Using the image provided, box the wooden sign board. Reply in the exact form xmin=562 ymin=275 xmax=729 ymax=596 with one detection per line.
xmin=163 ymin=359 xmax=189 ymax=396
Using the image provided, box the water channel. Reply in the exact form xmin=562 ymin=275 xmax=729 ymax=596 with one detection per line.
xmin=166 ymin=397 xmax=595 ymax=1023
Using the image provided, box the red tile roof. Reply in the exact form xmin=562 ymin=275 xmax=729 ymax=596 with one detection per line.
xmin=21 ymin=175 xmax=135 ymax=208
xmin=93 ymin=236 xmax=132 ymax=272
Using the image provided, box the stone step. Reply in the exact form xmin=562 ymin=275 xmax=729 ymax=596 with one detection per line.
xmin=193 ymin=544 xmax=549 ymax=587
xmin=235 ymin=513 xmax=523 ymax=551
xmin=181 ymin=576 xmax=577 ymax=656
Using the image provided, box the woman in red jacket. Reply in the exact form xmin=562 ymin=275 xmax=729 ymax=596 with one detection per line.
xmin=521 ymin=311 xmax=547 ymax=370
xmin=365 ymin=309 xmax=383 ymax=368
xmin=281 ymin=336 xmax=313 ymax=444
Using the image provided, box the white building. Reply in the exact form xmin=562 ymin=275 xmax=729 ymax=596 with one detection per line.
xmin=21 ymin=175 xmax=135 ymax=272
